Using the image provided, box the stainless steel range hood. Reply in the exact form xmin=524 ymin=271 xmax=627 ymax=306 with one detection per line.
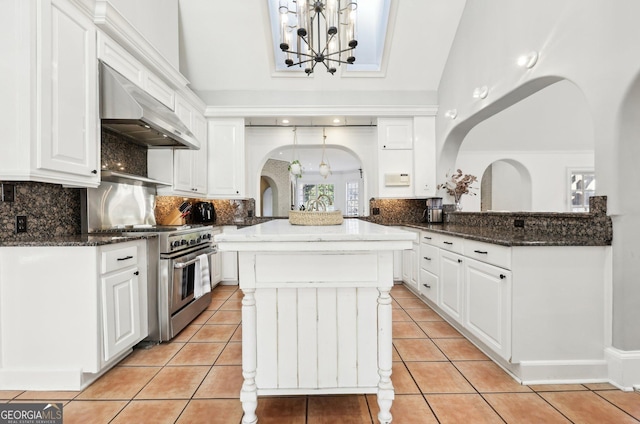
xmin=100 ymin=62 xmax=199 ymax=150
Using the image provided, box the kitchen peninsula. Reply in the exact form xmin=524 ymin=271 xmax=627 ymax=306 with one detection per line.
xmin=214 ymin=219 xmax=416 ymax=424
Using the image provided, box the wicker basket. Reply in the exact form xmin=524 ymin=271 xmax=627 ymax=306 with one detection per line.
xmin=289 ymin=210 xmax=344 ymax=226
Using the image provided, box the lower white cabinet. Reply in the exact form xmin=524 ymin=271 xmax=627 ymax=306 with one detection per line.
xmin=439 ymin=250 xmax=465 ymax=326
xmin=464 ymin=258 xmax=512 ymax=361
xmin=400 ymin=227 xmax=420 ymax=291
xmin=220 ymin=226 xmax=239 ymax=283
xmin=0 ymin=239 xmax=148 ymax=390
xmin=211 ymin=228 xmax=223 ymax=284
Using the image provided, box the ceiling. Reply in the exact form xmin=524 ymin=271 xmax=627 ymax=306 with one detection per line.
xmin=177 ymin=0 xmax=467 ymax=113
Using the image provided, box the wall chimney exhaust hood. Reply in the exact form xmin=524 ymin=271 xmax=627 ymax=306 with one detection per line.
xmin=100 ymin=62 xmax=199 ymax=150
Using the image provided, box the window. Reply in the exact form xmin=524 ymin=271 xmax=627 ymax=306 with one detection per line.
xmin=346 ymin=181 xmax=359 ymax=216
xmin=570 ymin=171 xmax=595 ymax=212
xmin=298 ymin=184 xmax=335 ymax=210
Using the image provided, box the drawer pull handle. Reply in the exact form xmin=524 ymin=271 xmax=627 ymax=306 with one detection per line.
xmin=423 ymin=256 xmax=431 ymax=261
xmin=117 ymin=255 xmax=133 ymax=261
xmin=423 ymin=283 xmax=431 ymax=289
xmin=458 ymin=259 xmax=463 ymax=263
xmin=443 ymin=241 xmax=453 ymax=245
xmin=500 ymin=274 xmax=506 ymax=280
xmin=474 ymin=250 xmax=488 ymax=254
xmin=423 ymin=236 xmax=432 ymax=240
xmin=134 ymin=271 xmax=139 ymax=275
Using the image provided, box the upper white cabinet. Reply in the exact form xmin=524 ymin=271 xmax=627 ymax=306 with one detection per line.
xmin=0 ymin=0 xmax=100 ymax=187
xmin=377 ymin=117 xmax=436 ymax=198
xmin=208 ymin=118 xmax=246 ymax=198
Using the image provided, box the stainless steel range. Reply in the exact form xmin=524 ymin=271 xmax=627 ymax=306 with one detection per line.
xmin=121 ymin=225 xmax=217 ymax=342
xmin=82 ymin=182 xmax=218 ymax=342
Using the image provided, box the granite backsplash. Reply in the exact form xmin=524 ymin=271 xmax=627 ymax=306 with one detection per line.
xmin=155 ymin=196 xmax=260 ymax=226
xmin=101 ymin=128 xmax=148 ymax=176
xmin=0 ymin=182 xmax=82 ymax=240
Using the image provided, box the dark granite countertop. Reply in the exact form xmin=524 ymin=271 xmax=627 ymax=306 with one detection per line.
xmin=0 ymin=233 xmax=156 ymax=247
xmin=399 ymin=223 xmax=611 ymax=247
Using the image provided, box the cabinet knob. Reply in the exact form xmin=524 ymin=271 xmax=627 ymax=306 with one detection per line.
xmin=500 ymin=274 xmax=506 ymax=279
xmin=457 ymin=259 xmax=463 ymax=263
xmin=91 ymin=169 xmax=98 ymax=174
xmin=134 ymin=271 xmax=139 ymax=276
xmin=423 ymin=283 xmax=431 ymax=289
xmin=423 ymin=257 xmax=431 ymax=261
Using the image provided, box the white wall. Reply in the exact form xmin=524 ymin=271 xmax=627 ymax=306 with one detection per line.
xmin=245 ymin=127 xmax=376 ymax=216
xmin=107 ymin=0 xmax=180 ymax=68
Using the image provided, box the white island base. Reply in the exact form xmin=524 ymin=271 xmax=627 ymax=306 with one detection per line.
xmin=215 ymin=220 xmax=415 ymax=424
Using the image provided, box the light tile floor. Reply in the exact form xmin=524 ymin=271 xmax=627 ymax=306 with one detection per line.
xmin=2 ymin=284 xmax=640 ymax=423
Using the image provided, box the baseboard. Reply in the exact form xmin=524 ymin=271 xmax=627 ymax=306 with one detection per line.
xmin=605 ymin=347 xmax=640 ymax=391
xmin=515 ymin=359 xmax=609 ymax=385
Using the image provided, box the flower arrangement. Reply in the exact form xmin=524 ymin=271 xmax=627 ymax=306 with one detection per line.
xmin=437 ymin=169 xmax=478 ymax=209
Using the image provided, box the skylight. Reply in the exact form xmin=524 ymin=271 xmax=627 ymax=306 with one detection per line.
xmin=267 ymin=0 xmax=391 ymax=74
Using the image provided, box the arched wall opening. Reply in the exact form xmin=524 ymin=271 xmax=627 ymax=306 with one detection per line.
xmin=480 ymin=159 xmax=532 ymax=212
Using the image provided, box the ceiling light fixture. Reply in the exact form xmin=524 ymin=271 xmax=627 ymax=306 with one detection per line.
xmin=333 ymin=118 xmax=341 ymax=124
xmin=319 ymin=128 xmax=332 ymax=178
xmin=282 ymin=119 xmax=290 ymax=124
xmin=517 ymin=51 xmax=539 ymax=69
xmin=473 ymin=86 xmax=489 ymax=99
xmin=444 ymin=109 xmax=458 ymax=120
xmin=278 ymin=0 xmax=358 ymax=75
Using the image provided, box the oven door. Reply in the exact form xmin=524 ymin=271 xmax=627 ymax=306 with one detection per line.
xmin=168 ymin=245 xmax=216 ymax=315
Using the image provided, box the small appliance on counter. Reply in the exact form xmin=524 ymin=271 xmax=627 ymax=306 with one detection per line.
xmin=191 ymin=201 xmax=216 ymax=224
xmin=424 ymin=197 xmax=443 ymax=223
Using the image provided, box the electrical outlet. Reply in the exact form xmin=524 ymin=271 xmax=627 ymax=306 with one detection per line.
xmin=16 ymin=216 xmax=27 ymax=233
xmin=514 ymin=219 xmax=525 ymax=228
xmin=1 ymin=183 xmax=15 ymax=202
xmin=372 ymin=207 xmax=380 ymax=215
xmin=247 ymin=210 xmax=254 ymax=218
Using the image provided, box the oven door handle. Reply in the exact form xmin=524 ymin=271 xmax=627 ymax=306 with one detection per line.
xmin=173 ymin=247 xmax=217 ymax=269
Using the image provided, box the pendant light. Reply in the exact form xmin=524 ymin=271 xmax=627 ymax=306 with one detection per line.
xmin=319 ymin=128 xmax=331 ymax=178
xmin=289 ymin=127 xmax=302 ymax=178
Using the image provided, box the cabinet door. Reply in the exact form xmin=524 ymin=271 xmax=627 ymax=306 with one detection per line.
xmin=419 ymin=268 xmax=438 ymax=303
xmin=464 ymin=259 xmax=512 ymax=361
xmin=221 ymin=251 xmax=238 ymax=282
xmin=208 ymin=118 xmax=245 ymax=197
xmin=101 ymin=268 xmax=141 ymax=362
xmin=439 ymin=250 xmax=465 ymax=325
xmin=38 ymin=0 xmax=99 ymax=181
xmin=401 ymin=248 xmax=411 ymax=285
xmin=410 ymin=244 xmax=419 ymax=290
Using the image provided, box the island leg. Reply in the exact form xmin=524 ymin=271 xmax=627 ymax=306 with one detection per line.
xmin=240 ymin=288 xmax=258 ymax=424
xmin=377 ymin=286 xmax=394 ymax=424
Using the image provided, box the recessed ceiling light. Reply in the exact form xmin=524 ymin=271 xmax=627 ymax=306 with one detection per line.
xmin=333 ymin=118 xmax=341 ymax=124
xmin=282 ymin=119 xmax=290 ymax=124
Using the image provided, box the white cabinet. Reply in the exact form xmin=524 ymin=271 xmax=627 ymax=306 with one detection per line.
xmin=1 ymin=0 xmax=99 ymax=187
xmin=439 ymin=249 xmax=465 ymax=325
xmin=219 ymin=226 xmax=239 ymax=282
xmin=170 ymin=95 xmax=208 ymax=194
xmin=99 ymin=243 xmax=145 ymax=363
xmin=419 ymin=236 xmax=439 ymax=303
xmin=208 ymin=118 xmax=245 ymax=198
xmin=464 ymin=259 xmax=512 ymax=361
xmin=376 ymin=117 xmax=437 ymax=198
xmin=400 ymin=227 xmax=420 ymax=291
xmin=211 ymin=228 xmax=223 ymax=284
xmin=0 ymin=239 xmax=148 ymax=390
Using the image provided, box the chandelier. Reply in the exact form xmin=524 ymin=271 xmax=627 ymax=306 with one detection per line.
xmin=278 ymin=0 xmax=358 ymax=75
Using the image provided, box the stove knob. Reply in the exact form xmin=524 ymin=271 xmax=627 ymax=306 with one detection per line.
xmin=173 ymin=240 xmax=181 ymax=248
xmin=181 ymin=239 xmax=188 ymax=245
xmin=189 ymin=239 xmax=196 ymax=245
xmin=196 ymin=236 xmax=202 ymax=243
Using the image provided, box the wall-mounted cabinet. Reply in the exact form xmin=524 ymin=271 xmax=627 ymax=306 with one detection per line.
xmin=0 ymin=0 xmax=100 ymax=187
xmin=208 ymin=118 xmax=246 ymax=198
xmin=377 ymin=117 xmax=436 ymax=198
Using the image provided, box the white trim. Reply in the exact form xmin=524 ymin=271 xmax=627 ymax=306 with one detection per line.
xmin=516 ymin=359 xmax=609 ymax=386
xmin=205 ymin=105 xmax=438 ymax=118
xmin=606 ymin=347 xmax=640 ymax=391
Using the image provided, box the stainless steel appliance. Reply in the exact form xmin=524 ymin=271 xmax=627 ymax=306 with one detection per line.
xmin=83 ymin=183 xmax=218 ymax=342
xmin=120 ymin=225 xmax=217 ymax=341
xmin=424 ymin=197 xmax=443 ymax=223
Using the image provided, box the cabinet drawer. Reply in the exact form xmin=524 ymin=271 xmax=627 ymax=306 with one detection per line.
xmin=420 ymin=231 xmax=440 ymax=246
xmin=464 ymin=239 xmax=511 ymax=270
xmin=438 ymin=234 xmax=464 ymax=255
xmin=419 ymin=269 xmax=438 ymax=304
xmin=101 ymin=245 xmax=138 ymax=274
xmin=420 ymin=243 xmax=439 ymax=274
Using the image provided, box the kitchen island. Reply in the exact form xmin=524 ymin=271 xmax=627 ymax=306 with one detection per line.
xmin=214 ymin=219 xmax=416 ymax=424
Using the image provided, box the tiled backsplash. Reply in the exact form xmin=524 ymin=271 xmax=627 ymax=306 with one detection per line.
xmin=0 ymin=182 xmax=81 ymax=240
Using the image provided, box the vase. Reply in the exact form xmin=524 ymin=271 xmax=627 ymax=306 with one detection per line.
xmin=455 ymin=199 xmax=463 ymax=211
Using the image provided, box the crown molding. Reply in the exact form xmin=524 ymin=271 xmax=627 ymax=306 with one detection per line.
xmin=205 ymin=105 xmax=438 ymax=118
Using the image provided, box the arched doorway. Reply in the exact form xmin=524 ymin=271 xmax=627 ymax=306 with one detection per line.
xmin=480 ymin=159 xmax=532 ymax=211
